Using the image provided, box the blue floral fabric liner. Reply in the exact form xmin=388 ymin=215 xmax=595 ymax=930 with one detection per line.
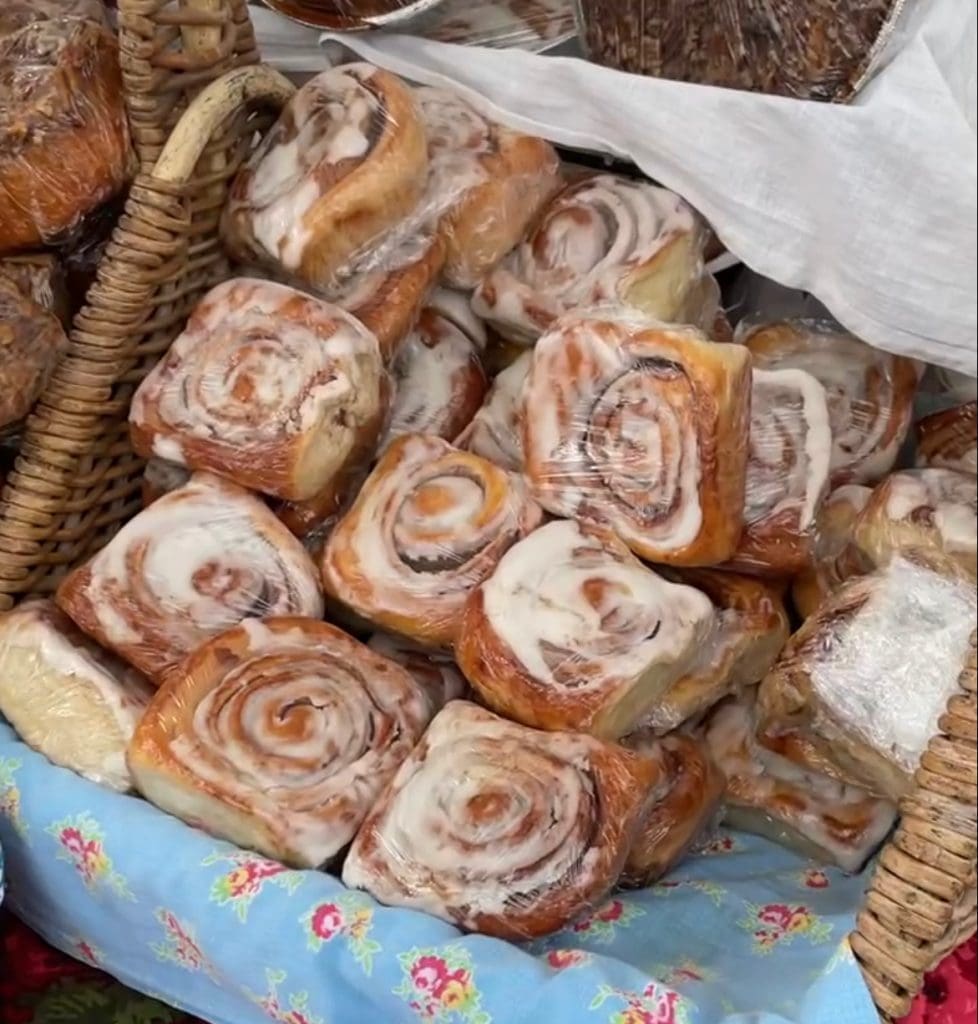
xmin=0 ymin=720 xmax=880 ymax=1024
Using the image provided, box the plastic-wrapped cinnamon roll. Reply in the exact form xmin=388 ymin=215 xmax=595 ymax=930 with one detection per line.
xmin=342 ymin=700 xmax=657 ymax=939
xmin=915 ymin=402 xmax=977 ymax=476
xmin=455 ymin=349 xmax=532 ymax=473
xmin=128 ymin=617 xmax=433 ymax=868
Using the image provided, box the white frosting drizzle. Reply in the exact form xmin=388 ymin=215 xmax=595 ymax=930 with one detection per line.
xmin=323 ymin=435 xmax=541 ymax=638
xmin=456 ymin=350 xmax=532 ymax=472
xmin=744 ymin=368 xmax=832 ymax=530
xmin=131 ymin=280 xmax=383 ymax=493
xmin=80 ymin=474 xmax=324 ymax=665
xmin=382 ymin=300 xmax=486 ymax=449
xmin=343 ymin=702 xmax=617 ymax=924
xmin=472 ymin=174 xmax=701 ymax=342
xmin=244 ymin=65 xmax=382 ymax=271
xmin=480 ymin=519 xmax=715 ymax=695
xmin=368 ymin=632 xmax=467 ymax=717
xmin=168 ymin=618 xmax=430 ymax=866
xmin=880 ymin=468 xmax=978 ymax=556
xmin=523 ymin=316 xmax=706 ymax=554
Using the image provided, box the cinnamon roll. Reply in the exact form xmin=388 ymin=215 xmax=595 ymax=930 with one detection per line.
xmin=56 ymin=473 xmax=324 ymax=682
xmin=368 ymin=632 xmax=469 ymax=717
xmin=415 ymin=86 xmax=562 ymax=289
xmin=321 ymin=434 xmax=542 ymax=648
xmin=0 ymin=600 xmax=153 ymax=792
xmin=700 ymin=695 xmax=897 ymax=873
xmin=128 ymin=617 xmax=432 ymax=868
xmin=741 ymin=320 xmax=918 ymax=486
xmin=342 ymin=700 xmax=657 ymax=939
xmin=472 ymin=174 xmax=713 ymax=345
xmin=381 ymin=291 xmax=488 ymax=448
xmin=756 ymin=557 xmax=977 ymax=801
xmin=523 ymin=313 xmax=751 ymax=566
xmin=222 ymin=63 xmax=428 ymax=288
xmin=130 ymin=279 xmax=387 ymax=504
xmin=455 ymin=349 xmax=532 ymax=473
xmin=724 ymin=367 xmax=832 ymax=576
xmin=619 ymin=733 xmax=725 ymax=887
xmin=0 ymin=253 xmax=69 ymax=324
xmin=0 ymin=1 xmax=131 ymax=251
xmin=456 ymin=519 xmax=716 ymax=739
xmin=915 ymin=402 xmax=977 ymax=476
xmin=791 ymin=484 xmax=873 ymax=619
xmin=850 ymin=468 xmax=977 ymax=580
xmin=0 ymin=275 xmax=68 ymax=429
xmin=636 ymin=569 xmax=790 ymax=735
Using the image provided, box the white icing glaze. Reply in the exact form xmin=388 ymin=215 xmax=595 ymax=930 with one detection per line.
xmin=456 ymin=350 xmax=532 ymax=472
xmin=343 ymin=701 xmax=618 ymax=925
xmin=473 ymin=174 xmax=701 ymax=342
xmin=881 ymin=468 xmax=977 ymax=555
xmin=427 ymin=287 xmax=488 ymax=351
xmin=168 ymin=620 xmax=430 ymax=866
xmin=744 ymin=368 xmax=832 ymax=529
xmin=523 ymin=316 xmax=706 ymax=554
xmin=481 ymin=520 xmax=715 ymax=694
xmin=245 ymin=65 xmax=382 ymax=271
xmin=82 ymin=473 xmax=324 ymax=662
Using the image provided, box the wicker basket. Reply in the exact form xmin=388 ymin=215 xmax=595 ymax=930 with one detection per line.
xmin=0 ymin=2 xmax=975 ymax=1019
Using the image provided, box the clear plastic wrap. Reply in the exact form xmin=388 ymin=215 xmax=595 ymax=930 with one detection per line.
xmin=791 ymin=483 xmax=873 ymax=620
xmin=522 ymin=309 xmax=752 ymax=566
xmin=756 ymin=556 xmax=977 ymax=802
xmin=635 ymin=569 xmax=790 ymax=735
xmin=342 ymin=700 xmax=658 ymax=940
xmin=0 ymin=0 xmax=131 ymax=252
xmin=740 ymin=318 xmax=919 ymax=487
xmin=0 ymin=273 xmax=68 ymax=430
xmin=723 ymin=366 xmax=833 ymax=576
xmin=618 ymin=732 xmax=726 ymax=888
xmin=425 ymin=0 xmax=576 ymax=51
xmin=55 ymin=473 xmax=325 ymax=683
xmin=456 ymin=518 xmax=717 ymax=739
xmin=699 ymin=694 xmax=897 ymax=874
xmin=129 ymin=278 xmax=389 ymax=510
xmin=367 ymin=631 xmax=469 ymax=716
xmin=259 ymin=0 xmax=451 ymax=32
xmin=381 ymin=288 xmax=488 ymax=449
xmin=915 ymin=402 xmax=977 ymax=476
xmin=574 ymin=0 xmax=900 ymax=102
xmin=128 ymin=616 xmax=433 ymax=869
xmin=0 ymin=253 xmax=70 ymax=325
xmin=454 ymin=348 xmax=532 ymax=472
xmin=849 ymin=468 xmax=978 ymax=581
xmin=321 ymin=433 xmax=542 ymax=648
xmin=472 ymin=173 xmax=719 ymax=346
xmin=0 ymin=599 xmax=153 ymax=792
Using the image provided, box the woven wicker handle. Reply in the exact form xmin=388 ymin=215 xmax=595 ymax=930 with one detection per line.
xmin=154 ymin=64 xmax=296 ymax=183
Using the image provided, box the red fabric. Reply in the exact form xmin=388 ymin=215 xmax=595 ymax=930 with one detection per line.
xmin=900 ymin=937 xmax=977 ymax=1024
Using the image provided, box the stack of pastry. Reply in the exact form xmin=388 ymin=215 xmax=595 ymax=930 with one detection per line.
xmin=5 ymin=58 xmax=972 ymax=942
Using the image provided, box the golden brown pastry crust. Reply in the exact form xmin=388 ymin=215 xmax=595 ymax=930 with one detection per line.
xmin=128 ymin=616 xmax=432 ymax=868
xmin=915 ymin=402 xmax=977 ymax=476
xmin=0 ymin=253 xmax=69 ymax=324
xmin=0 ymin=274 xmax=67 ymax=428
xmin=56 ymin=472 xmax=324 ymax=682
xmin=321 ymin=434 xmax=542 ymax=648
xmin=342 ymin=701 xmax=658 ymax=940
xmin=620 ymin=733 xmax=725 ymax=887
xmin=222 ymin=63 xmax=429 ymax=289
xmin=0 ymin=2 xmax=130 ymax=252
xmin=523 ymin=314 xmax=751 ymax=566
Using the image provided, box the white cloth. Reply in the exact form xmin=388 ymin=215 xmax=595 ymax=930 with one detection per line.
xmin=250 ymin=3 xmax=977 ymax=377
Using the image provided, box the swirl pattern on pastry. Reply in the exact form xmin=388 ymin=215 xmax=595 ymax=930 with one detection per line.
xmin=523 ymin=313 xmax=751 ymax=565
xmin=342 ymin=700 xmax=657 ymax=939
xmin=56 ymin=473 xmax=324 ymax=681
xmin=321 ymin=434 xmax=543 ymax=647
xmin=128 ymin=617 xmax=431 ymax=868
xmin=472 ymin=174 xmax=710 ymax=344
xmin=741 ymin=319 xmax=918 ymax=486
xmin=130 ymin=279 xmax=387 ymax=503
xmin=915 ymin=402 xmax=977 ymax=476
xmin=457 ymin=519 xmax=716 ymax=739
xmin=725 ymin=367 xmax=832 ymax=575
xmin=381 ymin=293 xmax=488 ymax=448
xmin=455 ymin=349 xmax=532 ymax=472
xmin=222 ymin=63 xmax=428 ymax=286
xmin=619 ymin=733 xmax=725 ymax=887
